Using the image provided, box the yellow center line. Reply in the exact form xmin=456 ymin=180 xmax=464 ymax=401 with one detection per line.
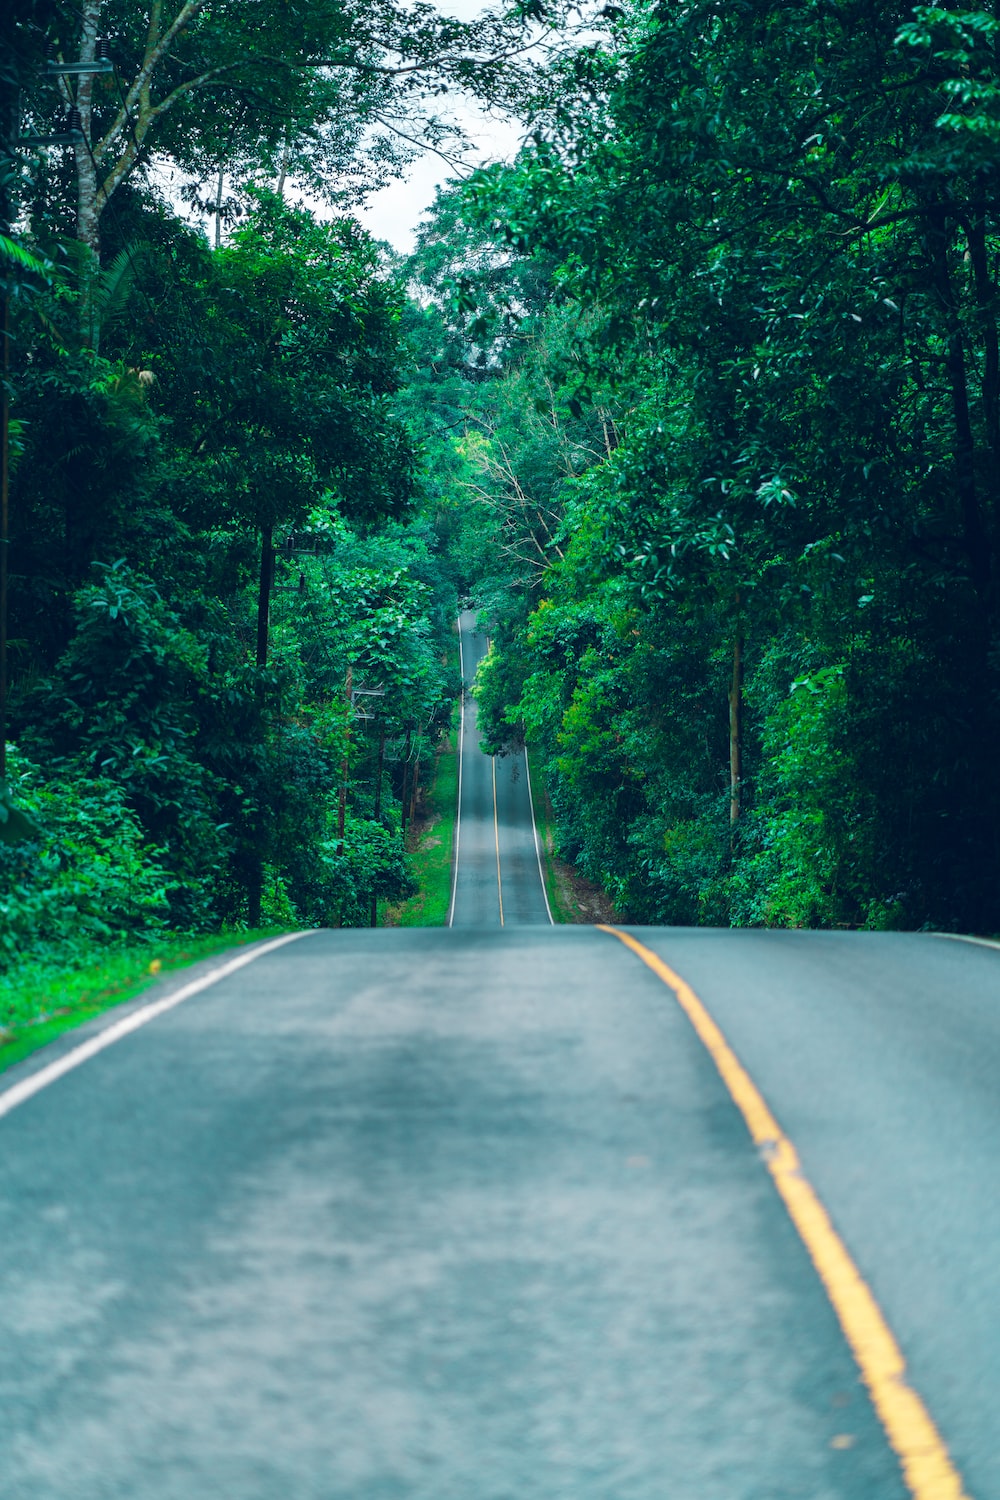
xmin=492 ymin=754 xmax=504 ymax=927
xmin=598 ymin=924 xmax=971 ymax=1500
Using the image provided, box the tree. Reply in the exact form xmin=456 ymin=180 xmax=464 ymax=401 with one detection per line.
xmin=15 ymin=0 xmax=539 ymax=264
xmin=429 ymin=0 xmax=1000 ymax=929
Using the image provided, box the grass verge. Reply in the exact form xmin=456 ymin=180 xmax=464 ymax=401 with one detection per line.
xmin=0 ymin=928 xmax=289 ymax=1078
xmin=381 ymin=724 xmax=459 ymax=927
xmin=527 ymin=747 xmax=618 ymax=924
xmin=526 ymin=747 xmax=575 ymax=923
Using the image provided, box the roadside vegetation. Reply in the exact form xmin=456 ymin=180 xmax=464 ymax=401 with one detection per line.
xmin=404 ymin=2 xmax=1000 ymax=935
xmin=0 ymin=929 xmax=285 ymax=1075
xmin=2 ymin=0 xmax=489 ymax=1013
xmin=5 ymin=0 xmax=1000 ymax=997
xmin=381 ymin=721 xmax=459 ymax=927
xmin=525 ymin=749 xmax=614 ymax=925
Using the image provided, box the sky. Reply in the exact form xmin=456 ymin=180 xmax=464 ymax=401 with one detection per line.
xmin=356 ymin=104 xmax=524 ymax=254
xmin=157 ymin=0 xmax=533 ymax=255
xmin=353 ymin=0 xmax=528 ymax=253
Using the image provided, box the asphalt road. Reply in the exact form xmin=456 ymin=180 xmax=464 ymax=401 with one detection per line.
xmin=3 ymin=634 xmax=1000 ymax=1499
xmin=448 ymin=610 xmax=551 ymax=927
xmin=3 ymin=928 xmax=1000 ymax=1498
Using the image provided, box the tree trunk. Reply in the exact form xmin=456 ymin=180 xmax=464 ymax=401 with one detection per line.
xmin=248 ymin=520 xmax=275 ymax=925
xmin=74 ymin=0 xmax=102 ymax=346
xmin=410 ymin=751 xmax=420 ymax=828
xmin=965 ymin=202 xmax=1000 ymax=541
xmin=728 ymin=629 xmax=742 ymax=828
xmin=374 ymin=722 xmax=386 ymax=821
xmin=370 ymin=721 xmax=386 ymax=928
xmin=247 ymin=861 xmax=262 ymax=928
xmin=0 ymin=3 xmax=19 ymax=234
xmin=275 ymin=132 xmax=291 ymax=198
xmin=213 ymin=164 xmax=225 ymax=250
xmin=337 ymin=665 xmax=353 ymax=855
xmin=401 ymin=723 xmax=412 ymax=837
xmin=256 ymin=522 xmax=274 ymax=670
xmin=927 ymin=209 xmax=991 ymax=598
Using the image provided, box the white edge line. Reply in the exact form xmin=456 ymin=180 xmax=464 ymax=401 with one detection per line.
xmin=524 ymin=744 xmax=554 ymax=925
xmin=447 ymin=613 xmax=466 ymax=927
xmin=933 ymin=932 xmax=1000 ymax=951
xmin=0 ymin=931 xmax=310 ymax=1123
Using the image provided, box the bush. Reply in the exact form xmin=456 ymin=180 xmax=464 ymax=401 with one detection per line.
xmin=729 ymin=666 xmax=870 ymax=928
xmin=0 ymin=747 xmax=173 ymax=974
xmin=20 ymin=559 xmax=223 ymax=926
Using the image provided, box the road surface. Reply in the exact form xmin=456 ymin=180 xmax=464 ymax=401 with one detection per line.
xmin=2 ymin=631 xmax=1000 ymax=1498
xmin=448 ymin=610 xmax=551 ymax=927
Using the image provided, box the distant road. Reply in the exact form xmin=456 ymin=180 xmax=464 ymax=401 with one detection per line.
xmin=448 ymin=609 xmax=551 ymax=927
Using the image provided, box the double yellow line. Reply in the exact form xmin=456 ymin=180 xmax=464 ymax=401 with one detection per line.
xmin=601 ymin=925 xmax=971 ymax=1500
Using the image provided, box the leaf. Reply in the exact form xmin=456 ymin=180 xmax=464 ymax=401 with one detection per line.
xmin=0 ymin=786 xmax=41 ymax=845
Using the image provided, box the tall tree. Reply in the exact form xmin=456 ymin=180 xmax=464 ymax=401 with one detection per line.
xmin=18 ymin=0 xmax=539 ymax=265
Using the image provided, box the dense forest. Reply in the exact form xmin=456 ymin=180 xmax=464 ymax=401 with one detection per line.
xmin=4 ymin=0 xmax=1000 ymax=985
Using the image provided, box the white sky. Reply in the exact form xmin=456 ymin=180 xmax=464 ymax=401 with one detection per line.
xmin=354 ymin=0 xmax=529 ymax=253
xmin=158 ymin=0 xmax=535 ymax=255
xmin=356 ymin=104 xmax=524 ymax=254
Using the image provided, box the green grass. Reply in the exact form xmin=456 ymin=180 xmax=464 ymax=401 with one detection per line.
xmin=0 ymin=928 xmax=289 ymax=1077
xmin=381 ymin=726 xmax=459 ymax=927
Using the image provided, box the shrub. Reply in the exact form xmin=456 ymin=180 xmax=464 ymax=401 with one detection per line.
xmin=0 ymin=746 xmax=173 ymax=975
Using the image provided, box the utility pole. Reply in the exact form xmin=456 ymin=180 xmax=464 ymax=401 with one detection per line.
xmin=0 ymin=44 xmax=104 ymax=782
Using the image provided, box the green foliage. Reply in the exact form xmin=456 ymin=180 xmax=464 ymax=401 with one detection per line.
xmin=382 ymin=723 xmax=459 ymax=927
xmin=15 ymin=0 xmax=1000 ymax=943
xmin=21 ymin=560 xmax=223 ymax=925
xmin=0 ymin=747 xmax=173 ymax=975
xmin=411 ymin=0 xmax=1000 ymax=933
xmin=0 ymin=233 xmax=50 ymax=277
xmin=731 ymin=667 xmax=861 ymax=929
xmin=4 ymin=179 xmax=457 ymax=955
xmin=320 ymin=815 xmax=417 ymax=928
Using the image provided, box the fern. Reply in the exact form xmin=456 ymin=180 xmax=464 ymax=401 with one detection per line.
xmin=90 ymin=246 xmax=141 ymax=326
xmin=0 ymin=235 xmax=51 ymax=280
